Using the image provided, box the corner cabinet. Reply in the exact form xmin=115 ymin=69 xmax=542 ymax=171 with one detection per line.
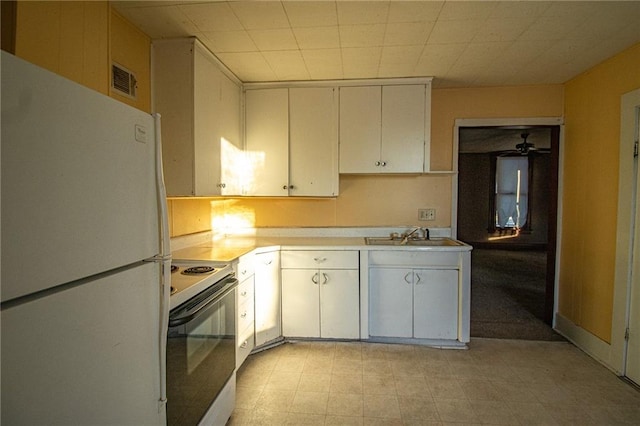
xmin=339 ymin=82 xmax=431 ymax=173
xmin=254 ymin=250 xmax=282 ymax=347
xmin=281 ymin=250 xmax=359 ymax=339
xmin=244 ymin=87 xmax=339 ymax=196
xmin=153 ymin=38 xmax=243 ymax=196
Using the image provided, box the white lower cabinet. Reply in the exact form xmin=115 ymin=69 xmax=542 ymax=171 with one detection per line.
xmin=369 ymin=268 xmax=413 ymax=338
xmin=254 ymin=250 xmax=281 ymax=347
xmin=370 ymin=266 xmax=459 ymax=340
xmin=413 ymin=270 xmax=458 ymax=339
xmin=235 ymin=254 xmax=255 ymax=368
xmin=281 ymin=251 xmax=359 ymax=339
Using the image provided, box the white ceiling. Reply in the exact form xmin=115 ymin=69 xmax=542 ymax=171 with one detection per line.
xmin=113 ymin=1 xmax=640 ymax=88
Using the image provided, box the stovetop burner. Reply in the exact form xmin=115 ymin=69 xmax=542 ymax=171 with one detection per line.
xmin=181 ymin=266 xmax=216 ymax=275
xmin=169 ymin=261 xmax=233 ymax=309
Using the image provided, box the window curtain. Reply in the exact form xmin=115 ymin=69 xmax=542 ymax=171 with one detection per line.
xmin=496 ymin=157 xmax=528 ymax=228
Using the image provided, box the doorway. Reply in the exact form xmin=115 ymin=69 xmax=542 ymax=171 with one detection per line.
xmin=613 ymin=89 xmax=640 ymax=385
xmin=453 ymin=119 xmax=562 ymax=340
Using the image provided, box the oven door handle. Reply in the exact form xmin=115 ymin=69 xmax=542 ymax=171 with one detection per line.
xmin=169 ymin=276 xmax=238 ymax=327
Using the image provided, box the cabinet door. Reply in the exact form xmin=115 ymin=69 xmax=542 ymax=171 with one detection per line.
xmin=218 ymin=71 xmax=243 ymax=196
xmin=245 ymin=88 xmax=289 ymax=196
xmin=413 ymin=269 xmax=458 ymax=339
xmin=369 ymin=267 xmax=413 ymax=337
xmin=320 ymin=269 xmax=360 ymax=339
xmin=254 ymin=251 xmax=282 ymax=346
xmin=282 ymin=269 xmax=320 ymax=337
xmin=193 ymin=45 xmax=222 ymax=195
xmin=289 ymin=87 xmax=338 ymax=196
xmin=381 ymin=85 xmax=425 ymax=173
xmin=339 ymin=86 xmax=382 ymax=173
xmin=153 ymin=39 xmax=195 ymax=196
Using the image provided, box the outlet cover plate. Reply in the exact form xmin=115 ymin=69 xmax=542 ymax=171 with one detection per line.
xmin=419 ymin=208 xmax=436 ymax=221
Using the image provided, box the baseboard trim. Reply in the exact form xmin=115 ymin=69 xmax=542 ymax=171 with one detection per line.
xmin=554 ymin=313 xmax=622 ymax=375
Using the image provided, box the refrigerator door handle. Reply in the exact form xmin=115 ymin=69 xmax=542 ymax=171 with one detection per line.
xmin=154 ymin=113 xmax=170 ymax=413
xmin=153 ymin=113 xmax=171 ymax=258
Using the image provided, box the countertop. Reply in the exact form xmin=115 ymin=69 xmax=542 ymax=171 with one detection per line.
xmin=171 ymin=235 xmax=471 ymax=263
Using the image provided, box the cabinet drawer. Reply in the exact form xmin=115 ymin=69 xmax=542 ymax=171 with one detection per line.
xmin=237 ymin=327 xmax=254 ymax=368
xmin=237 ymin=254 xmax=255 ymax=279
xmin=238 ymin=299 xmax=254 ymax=332
xmin=369 ymin=251 xmax=459 ymax=268
xmin=281 ymin=250 xmax=359 ymax=269
xmin=238 ymin=278 xmax=254 ymax=305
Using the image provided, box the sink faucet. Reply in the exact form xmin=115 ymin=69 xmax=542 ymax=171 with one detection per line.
xmin=400 ymin=227 xmax=429 ymax=244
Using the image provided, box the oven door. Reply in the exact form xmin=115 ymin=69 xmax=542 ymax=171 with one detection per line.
xmin=166 ymin=276 xmax=237 ymax=426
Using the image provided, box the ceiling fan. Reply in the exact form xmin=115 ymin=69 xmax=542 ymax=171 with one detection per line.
xmin=516 ymin=132 xmax=534 ymax=154
xmin=506 ymin=132 xmax=551 ymax=156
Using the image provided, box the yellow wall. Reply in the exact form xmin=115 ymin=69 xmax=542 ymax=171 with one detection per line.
xmin=13 ymin=1 xmax=150 ymax=112
xmin=15 ymin=1 xmax=109 ymax=95
xmin=431 ymin=85 xmax=564 ymax=170
xmin=559 ymin=43 xmax=640 ymax=343
xmin=170 ymin=85 xmax=564 ymax=236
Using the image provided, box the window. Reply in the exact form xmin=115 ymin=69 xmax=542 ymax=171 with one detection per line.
xmin=489 ymin=156 xmax=531 ymax=233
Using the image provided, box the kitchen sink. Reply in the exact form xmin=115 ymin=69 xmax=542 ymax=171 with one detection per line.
xmin=364 ymin=237 xmax=463 ymax=247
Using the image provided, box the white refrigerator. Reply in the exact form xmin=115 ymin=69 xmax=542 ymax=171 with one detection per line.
xmin=1 ymin=52 xmax=170 ymax=425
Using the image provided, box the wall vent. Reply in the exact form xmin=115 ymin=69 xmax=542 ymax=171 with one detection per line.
xmin=111 ymin=62 xmax=137 ymax=99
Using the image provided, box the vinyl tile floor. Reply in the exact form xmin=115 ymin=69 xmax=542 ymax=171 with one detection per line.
xmin=228 ymin=339 xmax=640 ymax=425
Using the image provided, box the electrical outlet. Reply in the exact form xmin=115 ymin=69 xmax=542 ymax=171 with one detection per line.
xmin=418 ymin=208 xmax=436 ymax=221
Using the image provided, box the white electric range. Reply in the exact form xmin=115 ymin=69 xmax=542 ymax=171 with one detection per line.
xmin=166 ymin=259 xmax=237 ymax=426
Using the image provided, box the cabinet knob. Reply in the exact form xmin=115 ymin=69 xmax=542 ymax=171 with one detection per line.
xmin=241 ymin=312 xmax=247 ymax=318
xmin=240 ymin=340 xmax=248 ymax=348
xmin=380 ymin=161 xmax=386 ymax=167
xmin=217 ymin=183 xmax=226 ymax=188
xmin=375 ymin=161 xmax=381 ymax=166
xmin=241 ymin=291 xmax=247 ymax=296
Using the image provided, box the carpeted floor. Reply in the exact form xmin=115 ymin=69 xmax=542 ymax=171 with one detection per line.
xmin=470 ymin=249 xmax=565 ymax=341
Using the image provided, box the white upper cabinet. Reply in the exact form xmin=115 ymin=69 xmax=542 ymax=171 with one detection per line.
xmin=339 ymin=82 xmax=431 ymax=173
xmin=338 ymin=86 xmax=382 ymax=173
xmin=244 ymin=88 xmax=289 ymax=196
xmin=244 ymin=87 xmax=338 ymax=197
xmin=153 ymin=38 xmax=242 ymax=196
xmin=289 ymin=87 xmax=338 ymax=196
xmin=381 ymin=85 xmax=427 ymax=172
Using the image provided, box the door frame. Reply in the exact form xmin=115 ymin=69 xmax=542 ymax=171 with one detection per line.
xmin=612 ymin=88 xmax=640 ymax=378
xmin=452 ymin=117 xmax=564 ymax=326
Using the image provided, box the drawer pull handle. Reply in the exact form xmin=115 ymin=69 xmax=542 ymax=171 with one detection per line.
xmin=322 ymin=273 xmax=328 ymax=284
xmin=312 ymin=273 xmax=319 ymax=285
xmin=313 ymin=257 xmax=327 ymax=263
xmin=404 ymin=272 xmax=412 ymax=284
